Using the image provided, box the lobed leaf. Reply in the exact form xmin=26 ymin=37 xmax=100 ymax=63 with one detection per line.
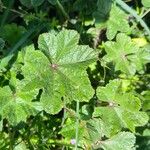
xmin=0 ymin=82 xmax=41 ymax=125
xmin=95 ymin=79 xmax=149 ymax=135
xmin=94 ymin=132 xmax=136 ymax=150
xmin=22 ymin=30 xmax=97 ymax=114
xmin=103 ymin=33 xmax=150 ymax=75
xmin=106 ymin=5 xmax=131 ymax=40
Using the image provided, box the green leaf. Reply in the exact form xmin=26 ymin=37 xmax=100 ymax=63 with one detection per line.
xmin=0 ymin=133 xmax=7 ymax=149
xmin=0 ymin=23 xmax=26 ymax=46
xmin=48 ymin=0 xmax=57 ymax=5
xmin=22 ymin=30 xmax=96 ymax=114
xmin=22 ymin=45 xmax=63 ymax=114
xmin=141 ymin=90 xmax=150 ymax=111
xmin=93 ymin=0 xmax=112 ymax=24
xmin=80 ymin=104 xmax=93 ymax=120
xmin=14 ymin=141 xmax=29 ymax=150
xmin=135 ymin=48 xmax=150 ymax=73
xmin=0 ymin=38 xmax=5 ymax=50
xmin=93 ymin=132 xmax=136 ymax=150
xmin=93 ymin=108 xmax=123 ymax=137
xmin=19 ymin=0 xmax=31 ymax=7
xmin=31 ymin=0 xmax=44 ymax=7
xmin=59 ymin=118 xmax=85 ymax=140
xmin=142 ymin=0 xmax=150 ymax=8
xmin=87 ymin=111 xmax=121 ymax=141
xmin=103 ymin=33 xmax=140 ymax=75
xmin=143 ymin=129 xmax=150 ymax=136
xmin=19 ymin=0 xmax=44 ymax=7
xmin=95 ymin=79 xmax=149 ymax=134
xmin=86 ymin=119 xmax=104 ymax=143
xmin=106 ymin=5 xmax=131 ymax=40
xmin=0 ymin=82 xmax=42 ymax=125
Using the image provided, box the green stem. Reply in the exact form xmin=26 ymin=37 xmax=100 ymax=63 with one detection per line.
xmin=115 ymin=0 xmax=150 ymax=36
xmin=1 ymin=5 xmax=25 ymax=16
xmin=75 ymin=100 xmax=79 ymax=150
xmin=56 ymin=0 xmax=69 ymax=20
xmin=8 ymin=125 xmax=14 ymax=150
xmin=0 ymin=0 xmax=14 ymax=26
xmin=141 ymin=8 xmax=150 ymax=18
xmin=134 ymin=0 xmax=139 ymax=13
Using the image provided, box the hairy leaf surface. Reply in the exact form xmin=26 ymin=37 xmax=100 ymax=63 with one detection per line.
xmin=95 ymin=79 xmax=149 ymax=134
xmin=0 ymin=82 xmax=41 ymax=125
xmin=94 ymin=132 xmax=136 ymax=150
xmin=22 ymin=30 xmax=97 ymax=114
xmin=103 ymin=33 xmax=147 ymax=75
xmin=106 ymin=5 xmax=130 ymax=40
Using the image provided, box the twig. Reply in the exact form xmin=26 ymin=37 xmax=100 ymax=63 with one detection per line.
xmin=56 ymin=0 xmax=69 ymax=20
xmin=141 ymin=8 xmax=150 ymax=18
xmin=115 ymin=0 xmax=150 ymax=36
xmin=75 ymin=100 xmax=79 ymax=150
xmin=1 ymin=5 xmax=25 ymax=16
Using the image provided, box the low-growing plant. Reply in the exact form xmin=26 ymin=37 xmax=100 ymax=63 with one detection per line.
xmin=0 ymin=0 xmax=150 ymax=149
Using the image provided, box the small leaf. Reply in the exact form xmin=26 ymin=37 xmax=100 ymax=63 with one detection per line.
xmin=95 ymin=79 xmax=149 ymax=134
xmin=59 ymin=119 xmax=85 ymax=140
xmin=94 ymin=132 xmax=136 ymax=150
xmin=106 ymin=5 xmax=131 ymax=40
xmin=86 ymin=118 xmax=104 ymax=143
xmin=0 ymin=82 xmax=42 ymax=125
xmin=143 ymin=129 xmax=150 ymax=136
xmin=135 ymin=48 xmax=150 ymax=73
xmin=88 ymin=108 xmax=122 ymax=138
xmin=103 ymin=33 xmax=139 ymax=75
xmin=132 ymin=37 xmax=148 ymax=47
xmin=19 ymin=0 xmax=32 ymax=8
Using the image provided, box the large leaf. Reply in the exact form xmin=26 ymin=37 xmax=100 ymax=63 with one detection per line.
xmin=0 ymin=81 xmax=42 ymax=125
xmin=93 ymin=132 xmax=136 ymax=150
xmin=106 ymin=5 xmax=131 ymax=40
xmin=142 ymin=0 xmax=150 ymax=8
xmin=22 ymin=30 xmax=97 ymax=114
xmin=95 ymin=79 xmax=149 ymax=134
xmin=103 ymin=33 xmax=142 ymax=75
